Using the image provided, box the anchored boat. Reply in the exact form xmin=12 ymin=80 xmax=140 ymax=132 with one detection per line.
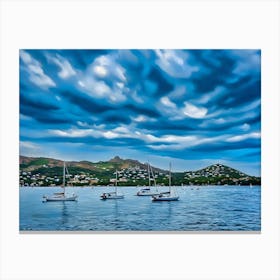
xmin=152 ymin=163 xmax=179 ymax=202
xmin=137 ymin=163 xmax=160 ymax=196
xmin=100 ymin=170 xmax=124 ymax=200
xmin=42 ymin=162 xmax=78 ymax=202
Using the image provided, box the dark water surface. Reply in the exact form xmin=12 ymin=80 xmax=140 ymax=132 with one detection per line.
xmin=20 ymin=186 xmax=261 ymax=231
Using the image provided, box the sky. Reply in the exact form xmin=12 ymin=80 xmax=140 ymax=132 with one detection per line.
xmin=19 ymin=49 xmax=261 ymax=175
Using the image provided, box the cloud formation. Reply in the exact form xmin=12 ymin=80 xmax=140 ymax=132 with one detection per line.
xmin=20 ymin=49 xmax=261 ymax=175
xmin=20 ymin=50 xmax=56 ymax=88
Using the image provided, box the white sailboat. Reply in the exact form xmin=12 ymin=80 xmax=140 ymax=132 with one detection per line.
xmin=137 ymin=163 xmax=160 ymax=196
xmin=151 ymin=163 xmax=179 ymax=202
xmin=100 ymin=170 xmax=124 ymax=200
xmin=43 ymin=162 xmax=78 ymax=202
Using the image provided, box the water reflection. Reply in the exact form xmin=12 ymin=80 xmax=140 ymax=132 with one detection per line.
xmin=60 ymin=202 xmax=69 ymax=225
xmin=20 ymin=186 xmax=261 ymax=231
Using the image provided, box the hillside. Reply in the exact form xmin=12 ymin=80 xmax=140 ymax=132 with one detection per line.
xmin=19 ymin=155 xmax=167 ymax=173
xmin=19 ymin=156 xmax=261 ymax=186
xmin=184 ymin=163 xmax=260 ymax=186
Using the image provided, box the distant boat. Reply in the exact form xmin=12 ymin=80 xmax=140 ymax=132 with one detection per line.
xmin=136 ymin=163 xmax=159 ymax=196
xmin=100 ymin=170 xmax=124 ymax=200
xmin=42 ymin=162 xmax=78 ymax=202
xmin=151 ymin=163 xmax=179 ymax=202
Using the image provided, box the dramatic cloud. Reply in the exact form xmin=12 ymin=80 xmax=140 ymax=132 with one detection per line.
xmin=47 ymin=54 xmax=76 ymax=79
xmin=20 ymin=49 xmax=261 ymax=175
xmin=182 ymin=102 xmax=208 ymax=119
xmin=20 ymin=50 xmax=56 ymax=89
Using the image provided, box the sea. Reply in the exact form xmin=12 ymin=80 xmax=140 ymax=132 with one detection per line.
xmin=19 ymin=186 xmax=261 ymax=231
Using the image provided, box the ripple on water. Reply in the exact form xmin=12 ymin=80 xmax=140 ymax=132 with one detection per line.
xmin=20 ymin=186 xmax=261 ymax=231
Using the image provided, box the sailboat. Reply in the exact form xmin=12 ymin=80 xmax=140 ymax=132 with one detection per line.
xmin=151 ymin=163 xmax=179 ymax=201
xmin=100 ymin=170 xmax=124 ymax=200
xmin=42 ymin=162 xmax=78 ymax=202
xmin=136 ymin=163 xmax=160 ymax=196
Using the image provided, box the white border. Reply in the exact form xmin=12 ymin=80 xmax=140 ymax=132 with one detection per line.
xmin=1 ymin=0 xmax=279 ymax=279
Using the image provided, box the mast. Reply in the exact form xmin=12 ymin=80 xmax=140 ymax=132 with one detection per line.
xmin=115 ymin=169 xmax=118 ymax=193
xmin=148 ymin=163 xmax=151 ymax=188
xmin=169 ymin=162 xmax=171 ymax=193
xmin=63 ymin=162 xmax=66 ymax=194
xmin=150 ymin=164 xmax=157 ymax=189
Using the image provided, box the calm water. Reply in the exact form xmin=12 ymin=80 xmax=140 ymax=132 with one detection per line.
xmin=20 ymin=186 xmax=261 ymax=231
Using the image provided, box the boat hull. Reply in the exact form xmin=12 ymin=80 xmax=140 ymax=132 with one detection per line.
xmin=100 ymin=195 xmax=124 ymax=200
xmin=137 ymin=191 xmax=159 ymax=196
xmin=151 ymin=195 xmax=179 ymax=201
xmin=100 ymin=193 xmax=124 ymax=200
xmin=44 ymin=195 xmax=78 ymax=202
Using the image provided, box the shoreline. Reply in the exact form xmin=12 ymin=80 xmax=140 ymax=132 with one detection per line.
xmin=19 ymin=184 xmax=261 ymax=188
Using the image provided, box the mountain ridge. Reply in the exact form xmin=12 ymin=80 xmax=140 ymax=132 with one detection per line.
xmin=19 ymin=155 xmax=255 ymax=175
xmin=20 ymin=155 xmax=167 ymax=173
xmin=19 ymin=155 xmax=261 ymax=186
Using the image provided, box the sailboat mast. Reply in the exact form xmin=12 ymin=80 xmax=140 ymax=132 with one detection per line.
xmin=63 ymin=162 xmax=66 ymax=193
xmin=148 ymin=163 xmax=151 ymax=187
xmin=115 ymin=169 xmax=118 ymax=193
xmin=169 ymin=162 xmax=171 ymax=193
xmin=150 ymin=165 xmax=157 ymax=186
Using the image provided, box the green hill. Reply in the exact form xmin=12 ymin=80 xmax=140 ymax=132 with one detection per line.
xmin=19 ymin=156 xmax=261 ymax=186
xmin=183 ymin=163 xmax=260 ymax=186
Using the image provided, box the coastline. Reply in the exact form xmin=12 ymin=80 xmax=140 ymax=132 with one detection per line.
xmin=19 ymin=184 xmax=261 ymax=188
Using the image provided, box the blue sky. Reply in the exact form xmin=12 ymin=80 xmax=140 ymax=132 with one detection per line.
xmin=20 ymin=49 xmax=261 ymax=175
